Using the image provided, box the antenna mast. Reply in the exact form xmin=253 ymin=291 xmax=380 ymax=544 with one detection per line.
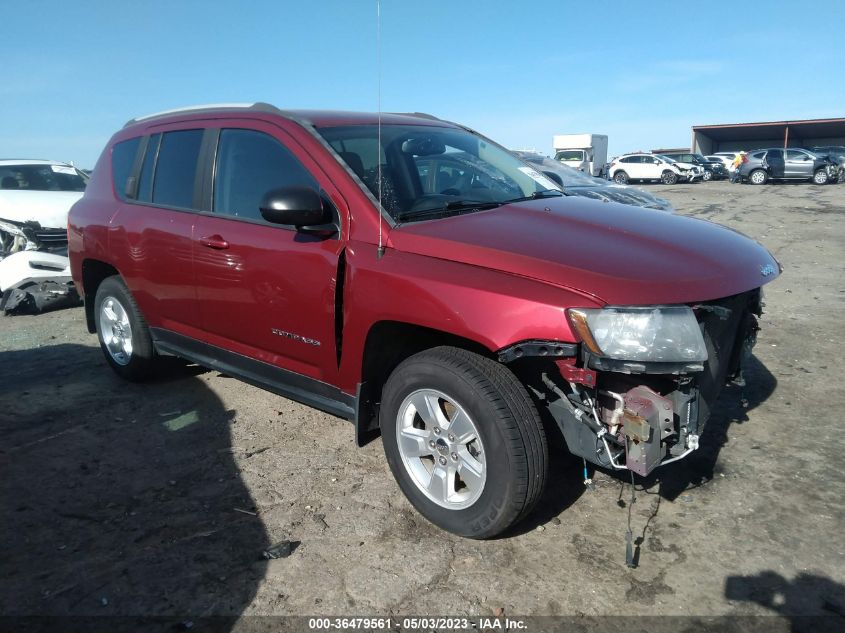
xmin=376 ymin=0 xmax=385 ymax=259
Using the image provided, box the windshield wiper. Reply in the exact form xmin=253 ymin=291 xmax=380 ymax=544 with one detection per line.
xmin=396 ymin=199 xmax=502 ymax=223
xmin=503 ymin=189 xmax=564 ymax=204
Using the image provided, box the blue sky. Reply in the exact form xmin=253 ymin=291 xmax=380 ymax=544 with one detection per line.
xmin=2 ymin=0 xmax=843 ymax=167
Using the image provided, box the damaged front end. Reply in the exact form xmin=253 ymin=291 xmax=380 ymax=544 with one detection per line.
xmin=0 ymin=217 xmax=69 ymax=259
xmin=0 ymin=218 xmax=77 ymax=314
xmin=505 ymin=290 xmax=763 ymax=476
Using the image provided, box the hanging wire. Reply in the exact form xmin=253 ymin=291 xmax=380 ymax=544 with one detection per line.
xmin=626 ymin=468 xmax=637 ymax=568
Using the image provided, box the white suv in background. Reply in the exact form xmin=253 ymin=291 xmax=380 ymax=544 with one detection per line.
xmin=609 ymin=153 xmax=700 ymax=185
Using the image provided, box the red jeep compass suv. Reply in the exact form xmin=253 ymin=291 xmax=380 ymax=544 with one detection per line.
xmin=69 ymin=103 xmax=780 ymax=538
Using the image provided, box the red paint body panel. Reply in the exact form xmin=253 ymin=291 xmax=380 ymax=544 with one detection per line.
xmin=69 ymin=107 xmax=781 ymax=402
xmin=390 ymin=197 xmax=780 ymax=306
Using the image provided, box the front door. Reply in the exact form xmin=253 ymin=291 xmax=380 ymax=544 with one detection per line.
xmin=785 ymin=150 xmax=813 ymax=178
xmin=192 ymin=124 xmax=345 ymax=383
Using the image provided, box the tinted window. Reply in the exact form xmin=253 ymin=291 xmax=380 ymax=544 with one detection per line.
xmin=786 ymin=150 xmax=810 ymax=161
xmin=152 ymin=129 xmax=203 ymax=209
xmin=751 ymin=151 xmax=766 ymax=159
xmin=111 ymin=137 xmax=141 ymax=199
xmin=213 ymin=129 xmax=318 ymax=222
xmin=620 ymin=156 xmax=638 ymax=163
xmin=137 ymin=133 xmax=161 ymax=203
xmin=767 ymin=149 xmax=784 ymax=160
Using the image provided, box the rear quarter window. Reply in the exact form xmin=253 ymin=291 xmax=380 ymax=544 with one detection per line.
xmin=111 ymin=137 xmax=141 ymax=200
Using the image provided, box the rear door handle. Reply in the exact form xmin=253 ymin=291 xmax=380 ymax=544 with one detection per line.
xmin=199 ymin=234 xmax=229 ymax=250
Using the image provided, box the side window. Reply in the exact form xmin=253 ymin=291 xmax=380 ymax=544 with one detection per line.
xmin=152 ymin=129 xmax=203 ymax=209
xmin=620 ymin=156 xmax=636 ymax=163
xmin=111 ymin=137 xmax=141 ymax=200
xmin=213 ymin=129 xmax=319 ymax=222
xmin=767 ymin=149 xmax=784 ymax=161
xmin=786 ymin=150 xmax=808 ymax=161
xmin=137 ymin=133 xmax=161 ymax=203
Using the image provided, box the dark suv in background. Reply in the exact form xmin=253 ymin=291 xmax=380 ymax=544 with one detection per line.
xmin=739 ymin=148 xmax=835 ymax=185
xmin=661 ymin=152 xmax=727 ymax=181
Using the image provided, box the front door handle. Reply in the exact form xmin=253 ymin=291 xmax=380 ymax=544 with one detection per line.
xmin=199 ymin=234 xmax=229 ymax=250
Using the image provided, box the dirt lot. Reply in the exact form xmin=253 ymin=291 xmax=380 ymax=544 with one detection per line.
xmin=1 ymin=181 xmax=843 ymax=629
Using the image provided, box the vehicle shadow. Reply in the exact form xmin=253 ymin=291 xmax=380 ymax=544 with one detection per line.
xmin=724 ymin=571 xmax=845 ymax=633
xmin=0 ymin=344 xmax=268 ymax=628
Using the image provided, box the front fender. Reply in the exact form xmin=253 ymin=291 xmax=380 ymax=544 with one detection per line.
xmin=336 ymin=244 xmax=601 ymax=392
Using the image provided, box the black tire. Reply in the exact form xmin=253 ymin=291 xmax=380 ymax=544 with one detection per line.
xmin=813 ymin=169 xmax=829 ymax=185
xmin=94 ymin=276 xmax=157 ymax=381
xmin=380 ymin=346 xmax=547 ymax=539
xmin=661 ymin=170 xmax=678 ymax=185
xmin=613 ymin=171 xmax=628 ymax=184
xmin=749 ymin=169 xmax=768 ymax=185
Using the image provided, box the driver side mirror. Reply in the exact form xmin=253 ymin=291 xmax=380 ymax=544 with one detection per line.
xmin=259 ymin=186 xmax=337 ymax=236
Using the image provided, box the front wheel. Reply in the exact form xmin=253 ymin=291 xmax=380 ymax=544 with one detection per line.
xmin=661 ymin=170 xmax=678 ymax=185
xmin=94 ymin=276 xmax=158 ymax=381
xmin=380 ymin=347 xmax=547 ymax=539
xmin=613 ymin=171 xmax=629 ymax=184
xmin=703 ymin=170 xmax=713 ymax=181
xmin=813 ymin=169 xmax=829 ymax=185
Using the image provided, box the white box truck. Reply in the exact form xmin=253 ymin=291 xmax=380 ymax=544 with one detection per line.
xmin=553 ymin=134 xmax=608 ymax=177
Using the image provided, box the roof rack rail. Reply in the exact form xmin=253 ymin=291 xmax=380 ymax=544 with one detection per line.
xmin=390 ymin=112 xmax=442 ymax=121
xmin=123 ymin=102 xmax=283 ymax=128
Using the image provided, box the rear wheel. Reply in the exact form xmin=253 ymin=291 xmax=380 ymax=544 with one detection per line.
xmin=661 ymin=170 xmax=678 ymax=185
xmin=749 ymin=169 xmax=768 ymax=185
xmin=613 ymin=171 xmax=629 ymax=184
xmin=813 ymin=169 xmax=829 ymax=185
xmin=380 ymin=346 xmax=547 ymax=539
xmin=94 ymin=276 xmax=157 ymax=381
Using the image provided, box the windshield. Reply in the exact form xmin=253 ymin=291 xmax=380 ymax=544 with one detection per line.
xmin=0 ymin=164 xmax=88 ymax=192
xmin=555 ymin=150 xmax=585 ymax=162
xmin=318 ymin=124 xmax=560 ymax=222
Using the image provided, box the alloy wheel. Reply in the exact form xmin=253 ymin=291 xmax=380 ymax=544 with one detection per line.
xmin=100 ymin=296 xmax=134 ymax=365
xmin=396 ymin=388 xmax=486 ymax=509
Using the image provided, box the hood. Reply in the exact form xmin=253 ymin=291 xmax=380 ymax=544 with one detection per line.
xmin=0 ymin=190 xmax=82 ymax=229
xmin=389 ymin=197 xmax=780 ymax=306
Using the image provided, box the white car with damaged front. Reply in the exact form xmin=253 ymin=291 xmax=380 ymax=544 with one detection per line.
xmin=0 ymin=160 xmax=87 ymax=313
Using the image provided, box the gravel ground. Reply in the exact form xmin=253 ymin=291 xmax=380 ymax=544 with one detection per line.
xmin=1 ymin=180 xmax=843 ymax=629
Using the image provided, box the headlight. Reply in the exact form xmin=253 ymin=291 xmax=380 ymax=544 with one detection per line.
xmin=567 ymin=306 xmax=708 ymax=362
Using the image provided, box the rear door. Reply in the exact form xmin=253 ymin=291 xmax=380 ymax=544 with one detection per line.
xmin=765 ymin=149 xmax=785 ymax=178
xmin=621 ymin=156 xmax=642 ymax=179
xmin=111 ymin=127 xmax=205 ymax=339
xmin=192 ymin=121 xmax=347 ymax=384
